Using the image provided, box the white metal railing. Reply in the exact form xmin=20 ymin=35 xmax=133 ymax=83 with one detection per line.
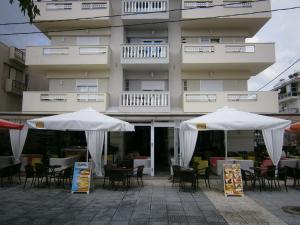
xmin=40 ymin=93 xmax=67 ymax=102
xmin=225 ymin=45 xmax=255 ymax=53
xmin=43 ymin=48 xmax=69 ymax=55
xmin=46 ymin=3 xmax=72 ymax=10
xmin=82 ymin=2 xmax=108 ymax=10
xmin=122 ymin=44 xmax=168 ymax=59
xmin=123 ymin=0 xmax=168 ymax=13
xmin=185 ymin=93 xmax=217 ymax=102
xmin=223 ymin=1 xmax=252 ymax=8
xmin=77 ymin=93 xmax=105 ymax=102
xmin=227 ymin=94 xmax=257 ymax=102
xmin=183 ymin=0 xmax=213 ymax=8
xmin=121 ymin=92 xmax=169 ymax=107
xmin=184 ymin=45 xmax=215 ymax=53
xmin=279 ymin=92 xmax=300 ymax=100
xmin=79 ymin=47 xmax=107 ymax=55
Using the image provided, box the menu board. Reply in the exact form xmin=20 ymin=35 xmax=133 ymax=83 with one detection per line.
xmin=71 ymin=162 xmax=91 ymax=194
xmin=223 ymin=164 xmax=244 ymax=197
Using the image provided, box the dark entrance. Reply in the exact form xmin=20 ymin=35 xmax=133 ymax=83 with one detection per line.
xmin=124 ymin=126 xmax=150 ymax=157
xmin=154 ymin=127 xmax=170 ymax=175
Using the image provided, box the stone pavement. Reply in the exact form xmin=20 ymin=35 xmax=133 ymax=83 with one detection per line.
xmin=0 ymin=178 xmax=299 ymax=225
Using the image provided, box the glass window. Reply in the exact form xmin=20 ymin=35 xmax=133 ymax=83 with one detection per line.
xmin=200 ymin=80 xmax=223 ymax=91
xmin=76 ymin=79 xmax=98 ymax=92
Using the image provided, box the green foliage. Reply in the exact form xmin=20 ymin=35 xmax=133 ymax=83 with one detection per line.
xmin=10 ymin=0 xmax=40 ymax=23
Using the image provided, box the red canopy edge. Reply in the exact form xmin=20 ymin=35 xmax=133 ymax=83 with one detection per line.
xmin=285 ymin=122 xmax=300 ymax=132
xmin=0 ymin=119 xmax=24 ymax=130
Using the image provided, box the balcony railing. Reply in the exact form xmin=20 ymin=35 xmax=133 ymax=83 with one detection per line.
xmin=120 ymin=91 xmax=170 ymax=112
xmin=182 ymin=43 xmax=275 ymax=73
xmin=279 ymin=92 xmax=300 ymax=100
xmin=26 ymin=45 xmax=110 ymax=69
xmin=183 ymin=0 xmax=213 ymax=8
xmin=123 ymin=0 xmax=168 ymax=13
xmin=9 ymin=47 xmax=26 ymax=64
xmin=22 ymin=92 xmax=108 ymax=112
xmin=183 ymin=91 xmax=278 ymax=113
xmin=122 ymin=44 xmax=168 ymax=59
xmin=5 ymin=79 xmax=26 ymax=95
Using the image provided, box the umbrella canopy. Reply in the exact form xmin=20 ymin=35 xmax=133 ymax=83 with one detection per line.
xmin=181 ymin=107 xmax=290 ymax=131
xmin=0 ymin=119 xmax=24 ymax=130
xmin=27 ymin=108 xmax=134 ymax=131
xmin=286 ymin=122 xmax=300 ymax=132
xmin=180 ymin=107 xmax=291 ymax=167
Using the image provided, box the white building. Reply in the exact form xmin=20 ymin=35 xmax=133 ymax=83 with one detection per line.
xmin=18 ymin=0 xmax=278 ymax=175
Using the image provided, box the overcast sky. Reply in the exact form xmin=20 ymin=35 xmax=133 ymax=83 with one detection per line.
xmin=0 ymin=0 xmax=299 ymax=91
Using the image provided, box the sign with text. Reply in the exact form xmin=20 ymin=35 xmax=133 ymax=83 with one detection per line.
xmin=71 ymin=162 xmax=91 ymax=194
xmin=223 ymin=164 xmax=244 ymax=197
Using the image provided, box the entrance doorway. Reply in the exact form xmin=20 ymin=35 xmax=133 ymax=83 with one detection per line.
xmin=154 ymin=127 xmax=170 ymax=176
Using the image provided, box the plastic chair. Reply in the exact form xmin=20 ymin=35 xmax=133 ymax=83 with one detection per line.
xmin=24 ymin=165 xmax=35 ymax=188
xmin=172 ymin=165 xmax=181 ymax=186
xmin=135 ymin=165 xmax=144 ymax=187
xmin=196 ymin=167 xmax=211 ymax=189
xmin=277 ymin=166 xmax=288 ymax=192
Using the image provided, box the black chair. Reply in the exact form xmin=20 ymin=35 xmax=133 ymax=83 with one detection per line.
xmin=196 ymin=167 xmax=211 ymax=189
xmin=264 ymin=165 xmax=277 ymax=191
xmin=0 ymin=166 xmax=11 ymax=187
xmin=24 ymin=165 xmax=35 ymax=188
xmin=179 ymin=169 xmax=197 ymax=192
xmin=241 ymin=169 xmax=255 ymax=190
xmin=34 ymin=163 xmax=48 ymax=187
xmin=172 ymin=165 xmax=181 ymax=186
xmin=109 ymin=169 xmax=127 ymax=189
xmin=277 ymin=166 xmax=288 ymax=192
xmin=135 ymin=165 xmax=144 ymax=187
xmin=57 ymin=167 xmax=73 ymax=188
xmin=9 ymin=163 xmax=21 ymax=184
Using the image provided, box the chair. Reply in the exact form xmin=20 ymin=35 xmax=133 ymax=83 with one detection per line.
xmin=57 ymin=167 xmax=73 ymax=188
xmin=109 ymin=169 xmax=127 ymax=189
xmin=103 ymin=165 xmax=111 ymax=187
xmin=9 ymin=163 xmax=21 ymax=184
xmin=0 ymin=166 xmax=11 ymax=187
xmin=264 ymin=165 xmax=277 ymax=191
xmin=179 ymin=169 xmax=197 ymax=192
xmin=196 ymin=167 xmax=211 ymax=189
xmin=277 ymin=166 xmax=288 ymax=192
xmin=34 ymin=163 xmax=48 ymax=187
xmin=241 ymin=169 xmax=255 ymax=190
xmin=135 ymin=165 xmax=144 ymax=187
xmin=24 ymin=165 xmax=35 ymax=188
xmin=172 ymin=165 xmax=181 ymax=186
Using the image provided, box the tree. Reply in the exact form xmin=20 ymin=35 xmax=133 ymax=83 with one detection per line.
xmin=10 ymin=0 xmax=40 ymax=23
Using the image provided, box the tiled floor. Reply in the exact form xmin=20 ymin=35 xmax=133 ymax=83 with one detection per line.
xmin=0 ymin=178 xmax=299 ymax=225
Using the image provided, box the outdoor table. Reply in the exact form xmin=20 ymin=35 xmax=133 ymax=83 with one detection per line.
xmin=109 ymin=167 xmax=133 ymax=188
xmin=179 ymin=168 xmax=197 ymax=191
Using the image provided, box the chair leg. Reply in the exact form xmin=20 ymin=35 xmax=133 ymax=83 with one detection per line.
xmin=23 ymin=177 xmax=27 ymax=188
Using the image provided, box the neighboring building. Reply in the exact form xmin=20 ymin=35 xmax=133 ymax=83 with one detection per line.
xmin=0 ymin=41 xmax=27 ymax=112
xmin=273 ymin=72 xmax=300 ymax=113
xmin=21 ymin=0 xmax=277 ymax=175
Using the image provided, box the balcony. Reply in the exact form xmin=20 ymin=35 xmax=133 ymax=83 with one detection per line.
xmin=26 ymin=45 xmax=110 ymax=70
xmin=33 ymin=0 xmax=110 ymax=32
xmin=22 ymin=92 xmax=108 ymax=113
xmin=5 ymin=79 xmax=26 ymax=96
xmin=9 ymin=47 xmax=25 ymax=65
xmin=279 ymin=92 xmax=300 ymax=102
xmin=121 ymin=44 xmax=169 ymax=70
xmin=181 ymin=0 xmax=271 ymax=35
xmin=182 ymin=43 xmax=275 ymax=74
xmin=183 ymin=91 xmax=278 ymax=113
xmin=122 ymin=0 xmax=169 ymax=24
xmin=120 ymin=91 xmax=170 ymax=112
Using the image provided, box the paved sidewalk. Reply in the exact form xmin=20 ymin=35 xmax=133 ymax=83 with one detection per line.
xmin=0 ymin=180 xmax=227 ymax=225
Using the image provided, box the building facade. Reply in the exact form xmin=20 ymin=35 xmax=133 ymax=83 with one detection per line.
xmin=0 ymin=42 xmax=27 ymax=112
xmin=22 ymin=0 xmax=278 ymax=175
xmin=273 ymin=72 xmax=300 ymax=114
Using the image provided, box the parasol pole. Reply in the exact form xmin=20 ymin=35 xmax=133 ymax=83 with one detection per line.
xmin=225 ymin=130 xmax=228 ymax=160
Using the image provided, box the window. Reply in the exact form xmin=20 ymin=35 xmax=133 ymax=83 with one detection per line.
xmin=200 ymin=37 xmax=221 ymax=44
xmin=9 ymin=67 xmax=17 ymax=80
xmin=200 ymin=80 xmax=223 ymax=91
xmin=125 ymin=80 xmax=129 ymax=91
xmin=141 ymin=81 xmax=165 ymax=91
xmin=183 ymin=80 xmax=188 ymax=91
xmin=76 ymin=79 xmax=98 ymax=92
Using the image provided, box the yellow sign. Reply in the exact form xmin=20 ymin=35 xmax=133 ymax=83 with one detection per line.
xmin=35 ymin=121 xmax=44 ymax=128
xmin=196 ymin=123 xmax=206 ymax=130
xmin=223 ymin=164 xmax=244 ymax=197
